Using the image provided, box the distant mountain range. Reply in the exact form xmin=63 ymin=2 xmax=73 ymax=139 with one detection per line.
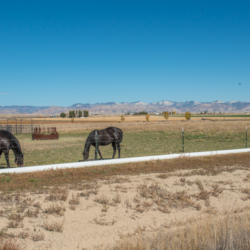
xmin=1 ymin=100 xmax=250 ymax=114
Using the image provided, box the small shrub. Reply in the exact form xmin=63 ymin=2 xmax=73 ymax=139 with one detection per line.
xmin=43 ymin=204 xmax=65 ymax=216
xmin=43 ymin=220 xmax=64 ymax=232
xmin=7 ymin=213 xmax=23 ymax=221
xmin=7 ymin=221 xmax=23 ymax=229
xmin=31 ymin=231 xmax=45 ymax=241
xmin=121 ymin=114 xmax=125 ymax=122
xmin=185 ymin=111 xmax=191 ymax=120
xmin=146 ymin=114 xmax=150 ymax=122
xmin=68 ymin=194 xmax=80 ymax=206
xmin=92 ymin=218 xmax=116 ymax=226
xmin=94 ymin=195 xmax=110 ymax=205
xmin=163 ymin=111 xmax=169 ymax=119
xmin=25 ymin=208 xmax=39 ymax=218
xmin=111 ymin=193 xmax=121 ymax=205
xmin=17 ymin=231 xmax=29 ymax=239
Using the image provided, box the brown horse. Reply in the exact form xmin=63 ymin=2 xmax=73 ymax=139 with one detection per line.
xmin=0 ymin=130 xmax=24 ymax=168
xmin=83 ymin=127 xmax=123 ymax=160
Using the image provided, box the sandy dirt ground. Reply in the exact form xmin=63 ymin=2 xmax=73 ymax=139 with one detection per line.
xmin=1 ymin=167 xmax=250 ymax=250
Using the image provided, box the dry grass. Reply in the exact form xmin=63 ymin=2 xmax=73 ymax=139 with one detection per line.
xmin=43 ymin=204 xmax=65 ymax=216
xmin=94 ymin=195 xmax=110 ymax=206
xmin=24 ymin=208 xmax=39 ymax=218
xmin=92 ymin=217 xmax=116 ymax=226
xmin=45 ymin=188 xmax=68 ymax=202
xmin=1 ymin=152 xmax=250 ymax=192
xmin=114 ymin=212 xmax=250 ymax=250
xmin=31 ymin=231 xmax=45 ymax=241
xmin=0 ymin=239 xmax=20 ymax=250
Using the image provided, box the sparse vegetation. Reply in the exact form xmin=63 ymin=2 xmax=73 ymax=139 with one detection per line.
xmin=43 ymin=220 xmax=64 ymax=232
xmin=185 ymin=111 xmax=191 ymax=120
xmin=43 ymin=204 xmax=65 ymax=216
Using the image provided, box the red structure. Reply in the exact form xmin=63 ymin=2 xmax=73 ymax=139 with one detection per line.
xmin=32 ymin=127 xmax=59 ymax=140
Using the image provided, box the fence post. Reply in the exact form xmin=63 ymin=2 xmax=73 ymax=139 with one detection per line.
xmin=182 ymin=128 xmax=184 ymax=153
xmin=15 ymin=119 xmax=17 ymax=135
xmin=95 ymin=130 xmax=98 ymax=160
xmin=246 ymin=126 xmax=248 ymax=148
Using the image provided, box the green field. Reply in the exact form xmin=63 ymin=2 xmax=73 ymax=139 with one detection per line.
xmin=0 ymin=129 xmax=248 ymax=168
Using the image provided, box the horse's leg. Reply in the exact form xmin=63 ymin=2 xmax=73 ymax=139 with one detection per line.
xmin=3 ymin=150 xmax=10 ymax=168
xmin=112 ymin=142 xmax=116 ymax=159
xmin=94 ymin=145 xmax=98 ymax=160
xmin=117 ymin=142 xmax=121 ymax=158
xmin=0 ymin=150 xmax=2 ymax=158
xmin=97 ymin=147 xmax=103 ymax=159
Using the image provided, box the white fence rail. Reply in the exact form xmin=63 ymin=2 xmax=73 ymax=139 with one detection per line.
xmin=1 ymin=148 xmax=250 ymax=174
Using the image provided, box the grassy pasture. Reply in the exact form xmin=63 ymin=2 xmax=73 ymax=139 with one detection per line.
xmin=0 ymin=120 xmax=249 ymax=168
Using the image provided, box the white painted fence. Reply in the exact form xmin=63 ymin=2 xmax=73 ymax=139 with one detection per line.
xmin=0 ymin=148 xmax=250 ymax=174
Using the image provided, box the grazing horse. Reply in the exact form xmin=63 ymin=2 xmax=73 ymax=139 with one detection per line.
xmin=0 ymin=130 xmax=24 ymax=168
xmin=83 ymin=127 xmax=123 ymax=161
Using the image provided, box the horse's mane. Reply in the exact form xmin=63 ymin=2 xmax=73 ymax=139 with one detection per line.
xmin=83 ymin=130 xmax=95 ymax=153
xmin=11 ymin=134 xmax=22 ymax=153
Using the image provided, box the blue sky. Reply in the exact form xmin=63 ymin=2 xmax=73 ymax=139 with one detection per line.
xmin=0 ymin=0 xmax=250 ymax=106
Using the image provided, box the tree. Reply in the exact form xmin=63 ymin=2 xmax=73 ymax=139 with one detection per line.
xmin=83 ymin=110 xmax=89 ymax=117
xmin=133 ymin=111 xmax=148 ymax=115
xmin=163 ymin=111 xmax=169 ymax=119
xmin=185 ymin=111 xmax=191 ymax=120
xmin=172 ymin=111 xmax=176 ymax=114
xmin=146 ymin=114 xmax=150 ymax=122
xmin=78 ymin=110 xmax=82 ymax=117
xmin=68 ymin=110 xmax=75 ymax=118
xmin=60 ymin=112 xmax=66 ymax=118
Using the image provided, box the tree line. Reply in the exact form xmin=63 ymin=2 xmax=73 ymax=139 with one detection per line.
xmin=60 ymin=110 xmax=89 ymax=118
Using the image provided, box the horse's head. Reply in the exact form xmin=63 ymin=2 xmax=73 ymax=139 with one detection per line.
xmin=83 ymin=151 xmax=89 ymax=161
xmin=15 ymin=154 xmax=24 ymax=167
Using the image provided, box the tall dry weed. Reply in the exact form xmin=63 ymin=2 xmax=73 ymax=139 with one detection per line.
xmin=115 ymin=212 xmax=250 ymax=250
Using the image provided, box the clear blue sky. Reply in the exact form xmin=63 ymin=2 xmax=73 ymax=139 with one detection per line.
xmin=0 ymin=0 xmax=250 ymax=106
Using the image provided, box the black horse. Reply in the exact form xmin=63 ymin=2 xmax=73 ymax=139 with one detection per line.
xmin=0 ymin=130 xmax=24 ymax=168
xmin=83 ymin=127 xmax=123 ymax=161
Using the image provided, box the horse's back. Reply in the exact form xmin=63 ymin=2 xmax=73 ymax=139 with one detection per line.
xmin=0 ymin=130 xmax=13 ymax=140
xmin=105 ymin=127 xmax=123 ymax=142
xmin=0 ymin=130 xmax=19 ymax=146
